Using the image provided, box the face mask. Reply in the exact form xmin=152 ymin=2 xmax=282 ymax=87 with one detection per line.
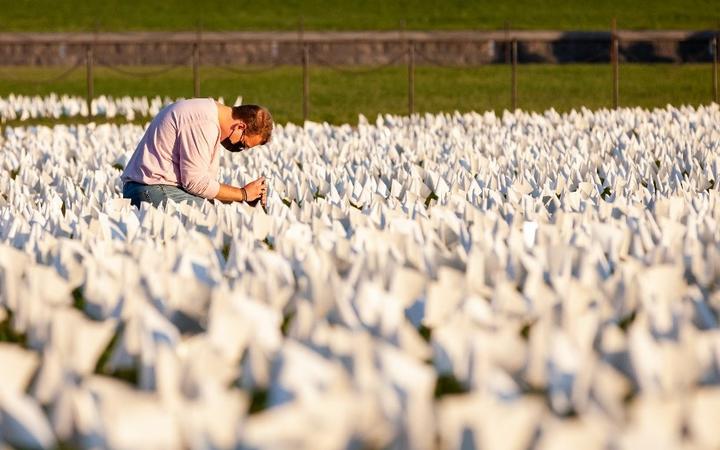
xmin=221 ymin=128 xmax=246 ymax=153
xmin=221 ymin=137 xmax=246 ymax=152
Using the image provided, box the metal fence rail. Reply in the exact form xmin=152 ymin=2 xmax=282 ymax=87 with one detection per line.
xmin=0 ymin=29 xmax=716 ymax=44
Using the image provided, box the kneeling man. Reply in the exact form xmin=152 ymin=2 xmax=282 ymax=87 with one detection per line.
xmin=121 ymin=98 xmax=271 ymax=208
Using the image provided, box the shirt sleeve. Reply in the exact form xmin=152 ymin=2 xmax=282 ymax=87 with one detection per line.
xmin=175 ymin=120 xmax=221 ymax=199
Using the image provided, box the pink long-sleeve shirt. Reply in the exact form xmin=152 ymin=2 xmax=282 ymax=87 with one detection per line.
xmin=121 ymin=98 xmax=222 ymax=199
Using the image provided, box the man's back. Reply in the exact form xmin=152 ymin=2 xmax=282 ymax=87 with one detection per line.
xmin=121 ymin=98 xmax=222 ymax=199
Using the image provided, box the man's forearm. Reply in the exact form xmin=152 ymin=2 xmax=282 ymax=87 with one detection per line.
xmin=214 ymin=183 xmax=247 ymax=203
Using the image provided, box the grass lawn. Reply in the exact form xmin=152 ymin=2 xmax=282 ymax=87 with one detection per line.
xmin=0 ymin=63 xmax=716 ymax=126
xmin=0 ymin=0 xmax=717 ymax=31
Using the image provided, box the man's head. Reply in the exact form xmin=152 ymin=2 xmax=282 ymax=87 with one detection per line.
xmin=222 ymin=104 xmax=273 ymax=152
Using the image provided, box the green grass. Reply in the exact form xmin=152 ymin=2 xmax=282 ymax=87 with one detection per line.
xmin=0 ymin=63 xmax=716 ymax=126
xmin=0 ymin=0 xmax=717 ymax=31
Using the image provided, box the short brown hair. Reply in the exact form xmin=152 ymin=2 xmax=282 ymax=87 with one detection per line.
xmin=232 ymin=104 xmax=273 ymax=144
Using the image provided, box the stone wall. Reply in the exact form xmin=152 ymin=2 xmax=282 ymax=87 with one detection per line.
xmin=0 ymin=32 xmax=715 ymax=66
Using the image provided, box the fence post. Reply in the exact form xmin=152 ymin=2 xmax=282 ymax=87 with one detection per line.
xmin=299 ymin=18 xmax=309 ymax=122
xmin=713 ymin=33 xmax=718 ymax=104
xmin=611 ymin=17 xmax=619 ymax=109
xmin=85 ymin=44 xmax=94 ymax=118
xmin=408 ymin=40 xmax=415 ymax=116
xmin=511 ymin=38 xmax=518 ymax=110
xmin=302 ymin=43 xmax=310 ymax=122
xmin=193 ymin=30 xmax=201 ymax=97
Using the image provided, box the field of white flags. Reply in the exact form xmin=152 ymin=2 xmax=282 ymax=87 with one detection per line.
xmin=0 ymin=95 xmax=239 ymax=122
xmin=1 ymin=101 xmax=720 ymax=450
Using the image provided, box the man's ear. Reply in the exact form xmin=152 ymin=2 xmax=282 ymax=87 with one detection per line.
xmin=236 ymin=120 xmax=247 ymax=131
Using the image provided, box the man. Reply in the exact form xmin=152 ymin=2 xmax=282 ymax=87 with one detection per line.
xmin=121 ymin=98 xmax=272 ymax=209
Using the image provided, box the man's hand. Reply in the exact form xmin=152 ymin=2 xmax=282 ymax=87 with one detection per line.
xmin=214 ymin=176 xmax=267 ymax=205
xmin=243 ymin=176 xmax=266 ymax=203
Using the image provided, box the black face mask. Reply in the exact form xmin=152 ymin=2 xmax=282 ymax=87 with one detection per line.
xmin=221 ymin=136 xmax=246 ymax=153
xmin=221 ymin=128 xmax=246 ymax=153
